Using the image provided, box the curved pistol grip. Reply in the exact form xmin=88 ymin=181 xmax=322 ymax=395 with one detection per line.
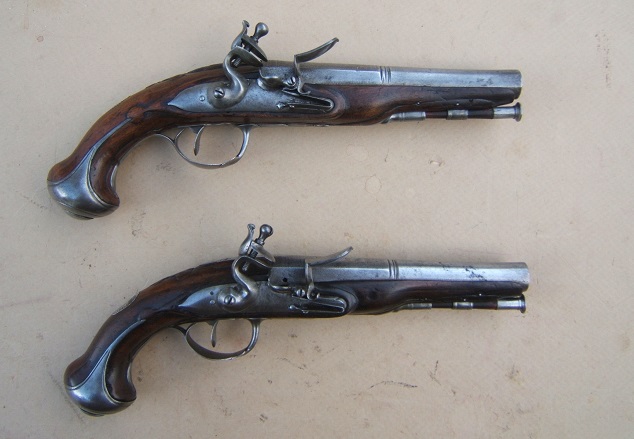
xmin=64 ymin=260 xmax=235 ymax=415
xmin=47 ymin=63 xmax=232 ymax=219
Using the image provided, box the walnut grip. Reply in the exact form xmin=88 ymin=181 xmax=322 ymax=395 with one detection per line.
xmin=47 ymin=64 xmax=237 ymax=219
xmin=64 ymin=260 xmax=235 ymax=415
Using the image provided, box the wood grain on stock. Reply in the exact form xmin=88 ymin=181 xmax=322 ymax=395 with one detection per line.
xmin=64 ymin=260 xmax=234 ymax=403
xmin=48 ymin=64 xmax=235 ymax=207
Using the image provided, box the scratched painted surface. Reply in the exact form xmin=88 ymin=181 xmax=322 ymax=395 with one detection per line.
xmin=0 ymin=1 xmax=633 ymax=437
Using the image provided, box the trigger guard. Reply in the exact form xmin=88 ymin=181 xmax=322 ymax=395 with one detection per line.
xmin=184 ymin=319 xmax=261 ymax=360
xmin=169 ymin=124 xmax=253 ymax=169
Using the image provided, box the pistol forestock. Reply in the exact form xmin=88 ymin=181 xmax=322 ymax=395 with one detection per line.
xmin=65 ymin=252 xmax=528 ymax=415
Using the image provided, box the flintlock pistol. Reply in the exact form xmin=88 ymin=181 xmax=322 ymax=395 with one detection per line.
xmin=64 ymin=224 xmax=529 ymax=415
xmin=48 ymin=21 xmax=522 ymax=219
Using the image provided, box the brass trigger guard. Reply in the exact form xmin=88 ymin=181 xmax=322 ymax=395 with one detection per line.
xmin=156 ymin=124 xmax=253 ymax=169
xmin=182 ymin=318 xmax=262 ymax=360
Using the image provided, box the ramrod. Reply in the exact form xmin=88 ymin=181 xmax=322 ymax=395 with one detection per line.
xmin=48 ymin=21 xmax=522 ymax=219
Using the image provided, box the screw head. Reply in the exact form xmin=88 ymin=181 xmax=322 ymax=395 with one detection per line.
xmin=253 ymin=22 xmax=269 ymax=41
xmin=213 ymin=88 xmax=225 ymax=99
xmin=257 ymin=224 xmax=273 ymax=242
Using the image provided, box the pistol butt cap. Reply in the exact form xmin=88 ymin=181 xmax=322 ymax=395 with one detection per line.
xmin=47 ymin=145 xmax=119 ymax=219
xmin=64 ymin=350 xmax=134 ymax=415
xmin=48 ymin=178 xmax=117 ymax=219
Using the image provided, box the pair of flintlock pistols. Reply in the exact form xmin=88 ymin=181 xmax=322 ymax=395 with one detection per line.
xmin=49 ymin=21 xmax=528 ymax=415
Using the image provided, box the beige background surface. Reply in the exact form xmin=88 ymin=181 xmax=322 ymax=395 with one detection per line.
xmin=1 ymin=1 xmax=632 ymax=437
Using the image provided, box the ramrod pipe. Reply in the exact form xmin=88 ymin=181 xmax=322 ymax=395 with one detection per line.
xmin=384 ymin=103 xmax=522 ymax=123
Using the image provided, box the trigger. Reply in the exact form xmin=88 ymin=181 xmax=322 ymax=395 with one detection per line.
xmin=166 ymin=124 xmax=253 ymax=169
xmin=184 ymin=319 xmax=262 ymax=361
xmin=189 ymin=126 xmax=204 ymax=156
xmin=208 ymin=320 xmax=219 ymax=347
